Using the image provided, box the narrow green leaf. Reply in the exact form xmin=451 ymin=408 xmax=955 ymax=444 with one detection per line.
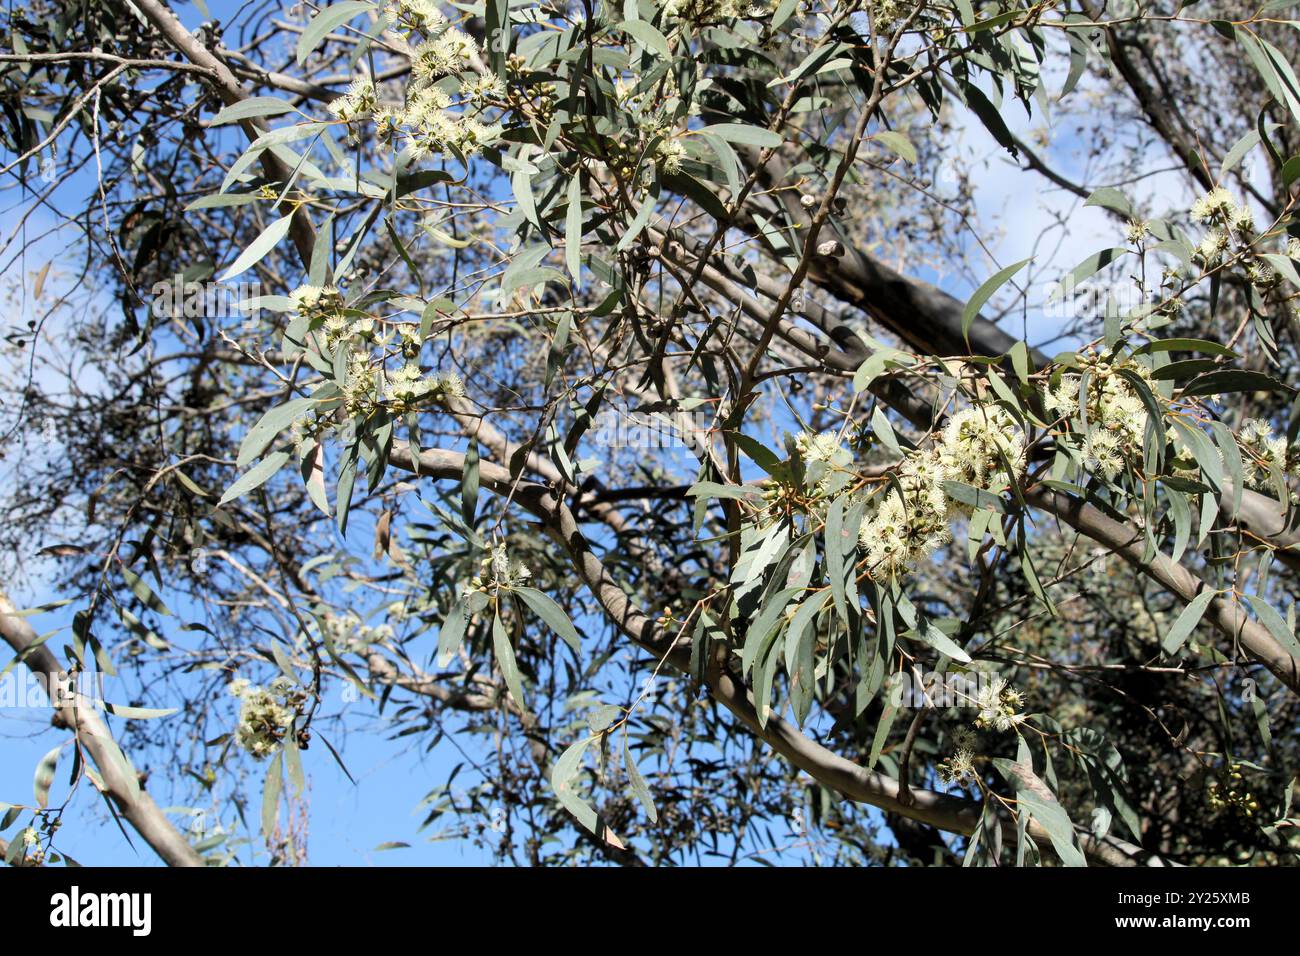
xmin=565 ymin=174 xmax=583 ymax=287
xmin=993 ymin=758 xmax=1087 ymax=867
xmin=1161 ymin=588 xmax=1216 ymax=655
xmin=220 ymin=213 xmax=295 ymax=281
xmin=1084 ymin=186 xmax=1136 ymax=219
xmin=962 ymin=257 xmax=1032 ymax=342
xmin=1249 ymin=597 xmax=1300 ymax=657
xmin=261 ymin=750 xmax=283 ymax=837
xmin=620 ymin=20 xmax=671 ymax=59
xmin=121 ymin=566 xmax=172 ymax=617
xmin=211 ymin=97 xmax=296 ymax=126
xmin=297 ymin=1 xmax=375 ymax=66
xmin=34 ymin=743 xmax=61 ymax=809
xmin=219 ymin=451 xmax=291 ymax=506
xmin=872 ymin=130 xmax=916 ymax=163
xmin=238 ymin=397 xmax=314 ymax=468
xmin=513 ymin=586 xmax=581 ymax=653
xmin=102 ymin=703 xmax=178 ymax=720
xmin=696 ymin=123 xmax=782 ymax=149
xmin=623 ymin=736 xmax=658 ymax=823
xmin=436 ymin=598 xmax=468 ymax=667
xmin=491 ymin=612 xmax=526 ymax=706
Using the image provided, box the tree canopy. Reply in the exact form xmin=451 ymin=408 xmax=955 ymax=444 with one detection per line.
xmin=1 ymin=0 xmax=1300 ymax=867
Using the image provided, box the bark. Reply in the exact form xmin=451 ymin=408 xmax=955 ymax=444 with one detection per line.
xmin=0 ymin=592 xmax=203 ymax=867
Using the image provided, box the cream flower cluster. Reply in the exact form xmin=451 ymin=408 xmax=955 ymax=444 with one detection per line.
xmin=290 ymin=283 xmax=345 ymax=319
xmin=936 ymin=677 xmax=1027 ymax=787
xmin=797 ymin=430 xmax=847 ymax=464
xmin=974 ymin=675 xmax=1026 ymax=732
xmin=609 ymin=70 xmax=692 ymax=181
xmin=1240 ymin=418 xmax=1299 ymax=492
xmin=856 ymin=406 xmax=1025 ymax=582
xmin=321 ymin=610 xmax=396 ymax=655
xmin=937 ymin=726 xmax=978 ymax=784
xmin=327 ymin=76 xmax=377 ymax=123
xmin=228 ymin=677 xmax=299 ymax=759
xmin=285 ymin=290 xmax=462 ymax=416
xmin=794 ymin=430 xmax=853 ymax=497
xmin=867 ymin=0 xmax=909 ymax=31
xmin=1190 ymin=187 xmax=1254 ymax=265
xmin=935 ymin=406 xmax=1026 ymax=491
xmin=390 ymin=0 xmax=446 ymax=31
xmin=656 ymin=138 xmax=687 ymax=174
xmin=937 ymin=746 xmax=976 ymax=784
xmin=326 ymin=1 xmax=501 ymax=159
xmin=857 ymin=458 xmax=952 ymax=581
xmin=658 ymin=0 xmax=748 ymax=22
xmin=1045 ymin=356 xmax=1153 ymax=482
xmin=383 ymin=361 xmax=465 ymax=408
xmin=466 ymin=542 xmax=534 ymax=595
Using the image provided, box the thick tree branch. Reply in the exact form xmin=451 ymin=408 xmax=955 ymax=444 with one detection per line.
xmin=385 ymin=442 xmax=1166 ymax=865
xmin=1025 ymin=485 xmax=1300 ymax=695
xmin=0 ymin=592 xmax=203 ymax=867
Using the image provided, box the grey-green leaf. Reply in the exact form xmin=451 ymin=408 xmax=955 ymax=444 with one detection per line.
xmin=513 ymin=586 xmax=581 ymax=652
xmin=696 ymin=123 xmax=783 ymax=149
xmin=34 ymin=743 xmax=61 ymax=809
xmin=296 ymin=1 xmax=376 ymax=66
xmin=491 ymin=612 xmax=526 ymax=706
xmin=219 ymin=451 xmax=291 ymax=506
xmin=624 ymin=737 xmax=658 ymax=823
xmin=962 ymin=257 xmax=1032 ymax=341
xmin=1161 ymin=588 xmax=1216 ymax=655
xmin=211 ymin=97 xmax=296 ymax=126
xmin=220 ymin=213 xmax=295 ymax=281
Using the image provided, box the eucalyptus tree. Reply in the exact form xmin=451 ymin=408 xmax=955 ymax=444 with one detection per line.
xmin=1 ymin=0 xmax=1299 ymax=867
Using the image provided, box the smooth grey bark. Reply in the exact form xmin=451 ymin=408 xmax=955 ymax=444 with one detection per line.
xmin=0 ymin=591 xmax=203 ymax=867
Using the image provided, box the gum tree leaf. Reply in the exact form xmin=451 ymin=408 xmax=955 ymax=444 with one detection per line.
xmin=1181 ymin=369 xmax=1291 ymax=398
xmin=550 ymin=736 xmax=626 ymax=848
xmin=238 ymin=397 xmax=314 ymax=467
xmin=624 ymin=737 xmax=658 ymax=823
xmin=620 ymin=19 xmax=671 ymax=59
xmin=696 ymin=123 xmax=782 ymax=149
xmin=102 ymin=703 xmax=178 ymax=720
xmin=1161 ymin=587 xmax=1216 ymax=654
xmin=872 ymin=130 xmax=916 ymax=163
xmin=825 ymin=496 xmax=851 ymax=624
xmin=297 ymin=1 xmax=375 ymax=65
xmin=1084 ymin=186 xmax=1136 ymax=219
xmin=461 ymin=441 xmax=480 ymax=527
xmin=261 ymin=750 xmax=283 ymax=837
xmin=219 ymin=451 xmax=291 ymax=506
xmin=34 ymin=743 xmax=62 ymax=808
xmin=687 ymin=480 xmax=762 ymax=502
xmin=565 ymin=173 xmax=583 ymax=286
xmin=211 ymin=97 xmax=296 ymax=125
xmin=942 ymin=479 xmax=1007 ymax=513
xmin=220 ymin=213 xmax=295 ymax=281
xmin=513 ymin=586 xmax=580 ymax=652
xmin=491 ymin=612 xmax=526 ymax=706
xmin=435 ymin=599 xmax=468 ymax=665
xmin=993 ymin=757 xmax=1087 ymax=867
xmin=121 ymin=566 xmax=172 ymax=616
xmin=1133 ymin=337 xmax=1237 ymax=358
xmin=963 ymin=257 xmax=1032 ymax=341
xmin=895 ymin=591 xmax=971 ymax=663
xmin=587 ymin=704 xmax=622 ymax=733
xmin=1248 ymin=597 xmax=1300 ymax=657
xmin=285 ymin=738 xmax=306 ymax=796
